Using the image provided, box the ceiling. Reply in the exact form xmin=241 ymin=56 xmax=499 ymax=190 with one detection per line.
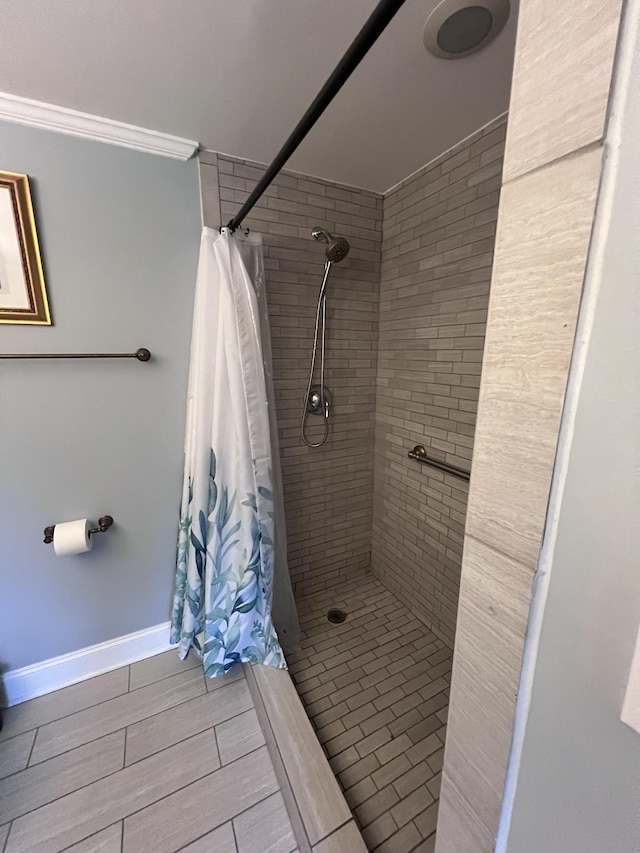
xmin=0 ymin=0 xmax=518 ymax=193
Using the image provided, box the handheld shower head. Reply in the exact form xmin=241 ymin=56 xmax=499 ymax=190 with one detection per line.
xmin=326 ymin=236 xmax=350 ymax=263
xmin=311 ymin=227 xmax=351 ymax=263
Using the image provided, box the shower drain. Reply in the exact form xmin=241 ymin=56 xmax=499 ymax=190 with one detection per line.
xmin=327 ymin=608 xmax=347 ymax=624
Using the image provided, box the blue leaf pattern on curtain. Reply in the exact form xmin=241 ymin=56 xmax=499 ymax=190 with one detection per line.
xmin=171 ymin=228 xmax=285 ymax=676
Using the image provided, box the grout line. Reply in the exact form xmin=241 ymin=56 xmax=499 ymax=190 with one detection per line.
xmin=502 ymin=138 xmax=603 ymax=189
xmin=25 ymin=727 xmax=38 ymax=768
xmin=212 ymin=722 xmax=221 ymax=768
xmin=127 ymin=660 xmax=202 ymax=694
xmin=1 ymin=728 xmax=128 ymax=824
xmin=62 ymin=741 xmax=272 ymax=853
xmin=12 ymin=655 xmax=200 ymax=736
xmin=1 ymin=822 xmax=11 ymax=853
xmin=25 ymin=682 xmax=207 ymax=768
xmin=1 ymin=686 xmax=130 ymax=741
xmin=57 ymin=821 xmax=123 ymax=853
xmin=310 ymin=817 xmax=353 ymax=849
xmin=120 ymin=818 xmax=124 ymax=853
xmin=172 ymin=789 xmax=288 ymax=853
xmin=0 ymin=730 xmax=35 ymax=751
xmin=230 ymin=818 xmax=239 ymax=853
xmin=2 ymin=726 xmax=124 ymax=785
xmin=31 ymin=685 xmax=202 ymax=764
xmin=122 ymin=683 xmax=248 ymax=769
xmin=118 ymin=742 xmax=270 ymax=824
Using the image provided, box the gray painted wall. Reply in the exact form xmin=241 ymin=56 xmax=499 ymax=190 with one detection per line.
xmin=504 ymin=20 xmax=640 ymax=853
xmin=0 ymin=121 xmax=201 ymax=671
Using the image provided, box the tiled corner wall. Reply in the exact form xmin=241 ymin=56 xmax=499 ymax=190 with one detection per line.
xmin=371 ymin=116 xmax=507 ymax=647
xmin=199 ymin=153 xmax=383 ymax=597
xmin=436 ymin=0 xmax=624 ymax=850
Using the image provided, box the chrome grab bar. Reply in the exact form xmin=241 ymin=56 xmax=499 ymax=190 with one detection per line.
xmin=407 ymin=445 xmax=470 ymax=483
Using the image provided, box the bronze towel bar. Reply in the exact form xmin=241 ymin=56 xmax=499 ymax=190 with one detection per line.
xmin=0 ymin=348 xmax=151 ymax=361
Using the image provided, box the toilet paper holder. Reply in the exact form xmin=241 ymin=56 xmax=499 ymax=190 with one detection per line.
xmin=44 ymin=515 xmax=114 ymax=545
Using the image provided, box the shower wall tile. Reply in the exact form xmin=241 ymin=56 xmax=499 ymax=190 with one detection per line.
xmin=437 ymin=145 xmax=607 ymax=853
xmin=372 ymin=115 xmax=507 ymax=647
xmin=465 ymin=146 xmax=604 ymax=566
xmin=503 ymin=0 xmax=623 ymax=181
xmin=199 ymin=152 xmax=383 ymax=596
xmin=436 ymin=535 xmax=533 ymax=852
xmin=437 ymin=2 xmax=623 ymax=850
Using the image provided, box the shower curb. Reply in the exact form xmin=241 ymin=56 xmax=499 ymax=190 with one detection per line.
xmin=243 ymin=663 xmax=367 ymax=852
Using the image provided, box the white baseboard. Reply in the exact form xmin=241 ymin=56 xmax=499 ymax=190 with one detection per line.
xmin=2 ymin=622 xmax=175 ymax=707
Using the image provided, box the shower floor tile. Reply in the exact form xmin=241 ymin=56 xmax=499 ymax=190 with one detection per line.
xmin=288 ymin=574 xmax=452 ymax=853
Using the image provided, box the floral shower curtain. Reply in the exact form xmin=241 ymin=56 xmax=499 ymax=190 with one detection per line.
xmin=171 ymin=227 xmax=298 ymax=676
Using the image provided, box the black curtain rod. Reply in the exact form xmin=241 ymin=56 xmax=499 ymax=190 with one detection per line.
xmin=227 ymin=0 xmax=408 ymax=231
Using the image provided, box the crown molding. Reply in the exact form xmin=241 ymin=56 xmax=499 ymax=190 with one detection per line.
xmin=0 ymin=91 xmax=199 ymax=160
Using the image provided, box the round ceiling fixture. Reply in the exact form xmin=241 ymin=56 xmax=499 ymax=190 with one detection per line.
xmin=423 ymin=0 xmax=510 ymax=59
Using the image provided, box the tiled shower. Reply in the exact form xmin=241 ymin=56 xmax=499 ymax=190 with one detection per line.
xmin=200 ymin=115 xmax=506 ymax=851
xmin=373 ymin=116 xmax=506 ymax=647
xmin=202 ymin=151 xmax=383 ymax=597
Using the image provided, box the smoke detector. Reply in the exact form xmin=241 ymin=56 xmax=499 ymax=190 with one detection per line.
xmin=423 ymin=0 xmax=510 ymax=59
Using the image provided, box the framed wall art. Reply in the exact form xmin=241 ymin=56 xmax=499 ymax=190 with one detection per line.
xmin=0 ymin=170 xmax=50 ymax=324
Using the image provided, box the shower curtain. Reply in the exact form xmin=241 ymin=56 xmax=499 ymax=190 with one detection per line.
xmin=171 ymin=227 xmax=299 ymax=677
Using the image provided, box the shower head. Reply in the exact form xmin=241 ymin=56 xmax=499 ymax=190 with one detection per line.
xmin=311 ymin=227 xmax=351 ymax=264
xmin=326 ymin=236 xmax=350 ymax=263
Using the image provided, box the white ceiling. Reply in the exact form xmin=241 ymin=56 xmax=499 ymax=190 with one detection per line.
xmin=0 ymin=0 xmax=518 ymax=192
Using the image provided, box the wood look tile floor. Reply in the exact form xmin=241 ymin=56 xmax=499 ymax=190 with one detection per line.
xmin=288 ymin=575 xmax=452 ymax=853
xmin=0 ymin=654 xmax=299 ymax=853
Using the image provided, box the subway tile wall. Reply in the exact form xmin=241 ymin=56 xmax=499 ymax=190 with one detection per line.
xmin=371 ymin=116 xmax=507 ymax=647
xmin=199 ymin=118 xmax=504 ymax=628
xmin=199 ymin=152 xmax=383 ymax=597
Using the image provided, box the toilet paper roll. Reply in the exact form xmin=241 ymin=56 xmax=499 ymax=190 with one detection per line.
xmin=53 ymin=519 xmax=93 ymax=556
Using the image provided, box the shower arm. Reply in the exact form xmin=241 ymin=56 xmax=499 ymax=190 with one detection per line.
xmin=226 ymin=0 xmax=408 ymax=231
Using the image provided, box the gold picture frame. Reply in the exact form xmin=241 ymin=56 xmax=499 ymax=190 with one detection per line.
xmin=0 ymin=170 xmax=51 ymax=325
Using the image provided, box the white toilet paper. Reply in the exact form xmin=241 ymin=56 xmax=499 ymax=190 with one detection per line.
xmin=53 ymin=519 xmax=93 ymax=556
